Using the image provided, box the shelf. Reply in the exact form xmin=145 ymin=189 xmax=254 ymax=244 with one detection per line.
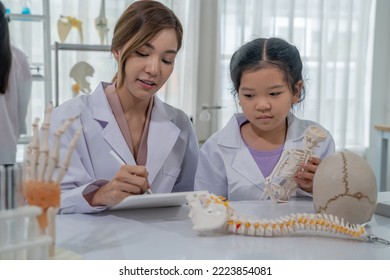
xmin=53 ymin=42 xmax=111 ymax=52
xmin=9 ymin=14 xmax=45 ymax=22
xmin=53 ymin=42 xmax=111 ymax=106
xmin=32 ymin=74 xmax=45 ymax=81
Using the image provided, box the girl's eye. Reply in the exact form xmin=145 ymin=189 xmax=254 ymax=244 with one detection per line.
xmin=270 ymin=92 xmax=281 ymax=96
xmin=162 ymin=59 xmax=174 ymax=65
xmin=243 ymin=94 xmax=254 ymax=98
xmin=135 ymin=51 xmax=148 ymax=57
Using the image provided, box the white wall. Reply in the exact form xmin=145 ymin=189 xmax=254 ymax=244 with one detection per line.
xmin=367 ymin=0 xmax=390 ymax=191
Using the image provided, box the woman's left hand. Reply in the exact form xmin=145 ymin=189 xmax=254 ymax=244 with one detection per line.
xmin=294 ymin=157 xmax=321 ymax=193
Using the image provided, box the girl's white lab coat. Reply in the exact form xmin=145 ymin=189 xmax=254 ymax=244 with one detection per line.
xmin=50 ymin=82 xmax=199 ymax=214
xmin=194 ymin=113 xmax=335 ymax=201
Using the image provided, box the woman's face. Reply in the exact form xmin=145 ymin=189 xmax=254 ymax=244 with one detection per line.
xmin=118 ymin=28 xmax=178 ymax=101
xmin=238 ymin=67 xmax=300 ymax=134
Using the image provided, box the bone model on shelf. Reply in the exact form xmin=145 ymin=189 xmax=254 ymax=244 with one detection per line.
xmin=186 ymin=192 xmax=390 ymax=244
xmin=23 ymin=102 xmax=82 ymax=257
xmin=57 ymin=15 xmax=83 ymax=44
xmin=260 ymin=125 xmax=327 ymax=203
xmin=69 ymin=61 xmax=94 ymax=96
xmin=94 ymin=0 xmax=109 ymax=45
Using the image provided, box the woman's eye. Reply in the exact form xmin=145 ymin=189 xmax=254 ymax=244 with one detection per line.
xmin=135 ymin=51 xmax=148 ymax=57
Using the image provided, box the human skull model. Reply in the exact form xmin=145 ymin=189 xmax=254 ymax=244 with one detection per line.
xmin=313 ymin=151 xmax=377 ymax=224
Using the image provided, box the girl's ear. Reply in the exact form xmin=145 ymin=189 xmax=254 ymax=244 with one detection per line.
xmin=292 ymin=80 xmax=303 ymax=104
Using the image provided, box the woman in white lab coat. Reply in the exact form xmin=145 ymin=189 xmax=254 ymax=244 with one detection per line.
xmin=0 ymin=2 xmax=32 ymax=164
xmin=49 ymin=1 xmax=199 ymax=214
xmin=195 ymin=38 xmax=335 ymax=201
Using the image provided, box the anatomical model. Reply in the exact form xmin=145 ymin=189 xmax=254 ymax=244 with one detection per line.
xmin=23 ymin=102 xmax=82 ymax=256
xmin=313 ymin=151 xmax=378 ymax=225
xmin=69 ymin=61 xmax=94 ymax=96
xmin=187 ymin=192 xmax=389 ymax=244
xmin=57 ymin=15 xmax=83 ymax=44
xmin=94 ymin=0 xmax=109 ymax=45
xmin=260 ymin=125 xmax=327 ymax=203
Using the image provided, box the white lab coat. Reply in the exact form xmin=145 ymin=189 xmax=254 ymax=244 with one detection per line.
xmin=0 ymin=46 xmax=32 ymax=164
xmin=194 ymin=113 xmax=335 ymax=201
xmin=49 ymin=82 xmax=199 ymax=214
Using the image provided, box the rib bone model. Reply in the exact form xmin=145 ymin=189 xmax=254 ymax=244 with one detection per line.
xmin=260 ymin=125 xmax=327 ymax=203
xmin=187 ymin=192 xmax=389 ymax=244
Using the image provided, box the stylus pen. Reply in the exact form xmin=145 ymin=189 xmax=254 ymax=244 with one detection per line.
xmin=109 ymin=150 xmax=153 ymax=194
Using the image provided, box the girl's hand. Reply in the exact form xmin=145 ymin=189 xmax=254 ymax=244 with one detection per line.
xmin=294 ymin=157 xmax=321 ymax=193
xmin=89 ymin=165 xmax=150 ymax=207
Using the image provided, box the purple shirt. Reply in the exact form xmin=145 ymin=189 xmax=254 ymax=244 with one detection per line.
xmin=246 ymin=144 xmax=284 ymax=178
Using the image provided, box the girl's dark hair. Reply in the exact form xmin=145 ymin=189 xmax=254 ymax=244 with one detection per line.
xmin=0 ymin=1 xmax=11 ymax=94
xmin=229 ymin=37 xmax=305 ymax=103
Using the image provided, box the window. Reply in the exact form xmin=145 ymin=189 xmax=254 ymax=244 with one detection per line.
xmin=218 ymin=0 xmax=376 ymax=153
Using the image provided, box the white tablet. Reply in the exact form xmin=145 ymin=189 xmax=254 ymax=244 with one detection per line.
xmin=108 ymin=191 xmax=207 ymax=211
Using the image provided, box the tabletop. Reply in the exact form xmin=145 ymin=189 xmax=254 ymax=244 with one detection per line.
xmin=55 ymin=192 xmax=390 ymax=260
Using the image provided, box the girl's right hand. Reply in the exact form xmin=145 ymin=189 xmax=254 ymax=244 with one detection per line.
xmin=90 ymin=165 xmax=150 ymax=207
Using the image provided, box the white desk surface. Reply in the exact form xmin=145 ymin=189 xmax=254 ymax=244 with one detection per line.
xmin=55 ymin=192 xmax=390 ymax=260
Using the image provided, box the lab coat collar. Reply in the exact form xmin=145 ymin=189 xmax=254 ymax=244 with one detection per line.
xmin=217 ymin=113 xmax=264 ymax=185
xmin=146 ymin=97 xmax=180 ymax=182
xmin=217 ymin=112 xmax=305 ymax=149
xmin=90 ymin=83 xmax=180 ymax=182
xmin=91 ymin=82 xmax=136 ymax=165
xmin=216 ymin=112 xmax=307 ymax=185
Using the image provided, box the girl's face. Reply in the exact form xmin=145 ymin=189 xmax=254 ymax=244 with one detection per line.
xmin=238 ymin=67 xmax=300 ymax=135
xmin=117 ymin=28 xmax=178 ymax=102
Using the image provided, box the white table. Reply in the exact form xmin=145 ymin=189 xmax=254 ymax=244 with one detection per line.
xmin=55 ymin=193 xmax=390 ymax=260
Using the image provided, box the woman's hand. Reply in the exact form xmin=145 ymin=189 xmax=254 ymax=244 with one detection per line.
xmin=294 ymin=157 xmax=321 ymax=193
xmin=89 ymin=165 xmax=150 ymax=207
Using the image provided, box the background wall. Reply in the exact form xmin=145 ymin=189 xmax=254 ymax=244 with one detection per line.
xmin=367 ymin=0 xmax=390 ymax=191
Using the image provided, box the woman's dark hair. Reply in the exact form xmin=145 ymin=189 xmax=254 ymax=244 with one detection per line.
xmin=0 ymin=1 xmax=11 ymax=94
xmin=229 ymin=37 xmax=305 ymax=103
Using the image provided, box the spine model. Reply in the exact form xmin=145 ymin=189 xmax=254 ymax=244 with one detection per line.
xmin=187 ymin=192 xmax=389 ymax=244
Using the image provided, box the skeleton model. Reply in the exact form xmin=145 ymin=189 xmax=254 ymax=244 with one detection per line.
xmin=260 ymin=125 xmax=327 ymax=203
xmin=187 ymin=192 xmax=390 ymax=244
xmin=23 ymin=102 xmax=82 ymax=256
xmin=69 ymin=61 xmax=95 ymax=96
xmin=94 ymin=0 xmax=109 ymax=45
xmin=57 ymin=15 xmax=83 ymax=44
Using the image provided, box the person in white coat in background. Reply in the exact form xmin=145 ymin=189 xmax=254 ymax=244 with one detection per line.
xmin=195 ymin=37 xmax=335 ymax=201
xmin=49 ymin=0 xmax=199 ymax=214
xmin=0 ymin=1 xmax=32 ymax=165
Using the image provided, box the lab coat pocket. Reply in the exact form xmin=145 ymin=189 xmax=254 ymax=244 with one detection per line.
xmin=162 ymin=166 xmax=181 ymax=178
xmin=156 ymin=166 xmax=181 ymax=193
xmin=230 ymin=182 xmax=263 ymax=201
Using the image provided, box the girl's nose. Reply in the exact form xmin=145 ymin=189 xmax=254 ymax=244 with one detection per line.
xmin=255 ymin=98 xmax=271 ymax=111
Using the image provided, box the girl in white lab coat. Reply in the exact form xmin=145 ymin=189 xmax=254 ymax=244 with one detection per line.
xmin=0 ymin=1 xmax=32 ymax=164
xmin=49 ymin=1 xmax=199 ymax=214
xmin=195 ymin=38 xmax=335 ymax=201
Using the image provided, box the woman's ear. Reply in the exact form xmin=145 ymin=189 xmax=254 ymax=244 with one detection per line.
xmin=292 ymin=80 xmax=303 ymax=104
xmin=113 ymin=49 xmax=120 ymax=61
